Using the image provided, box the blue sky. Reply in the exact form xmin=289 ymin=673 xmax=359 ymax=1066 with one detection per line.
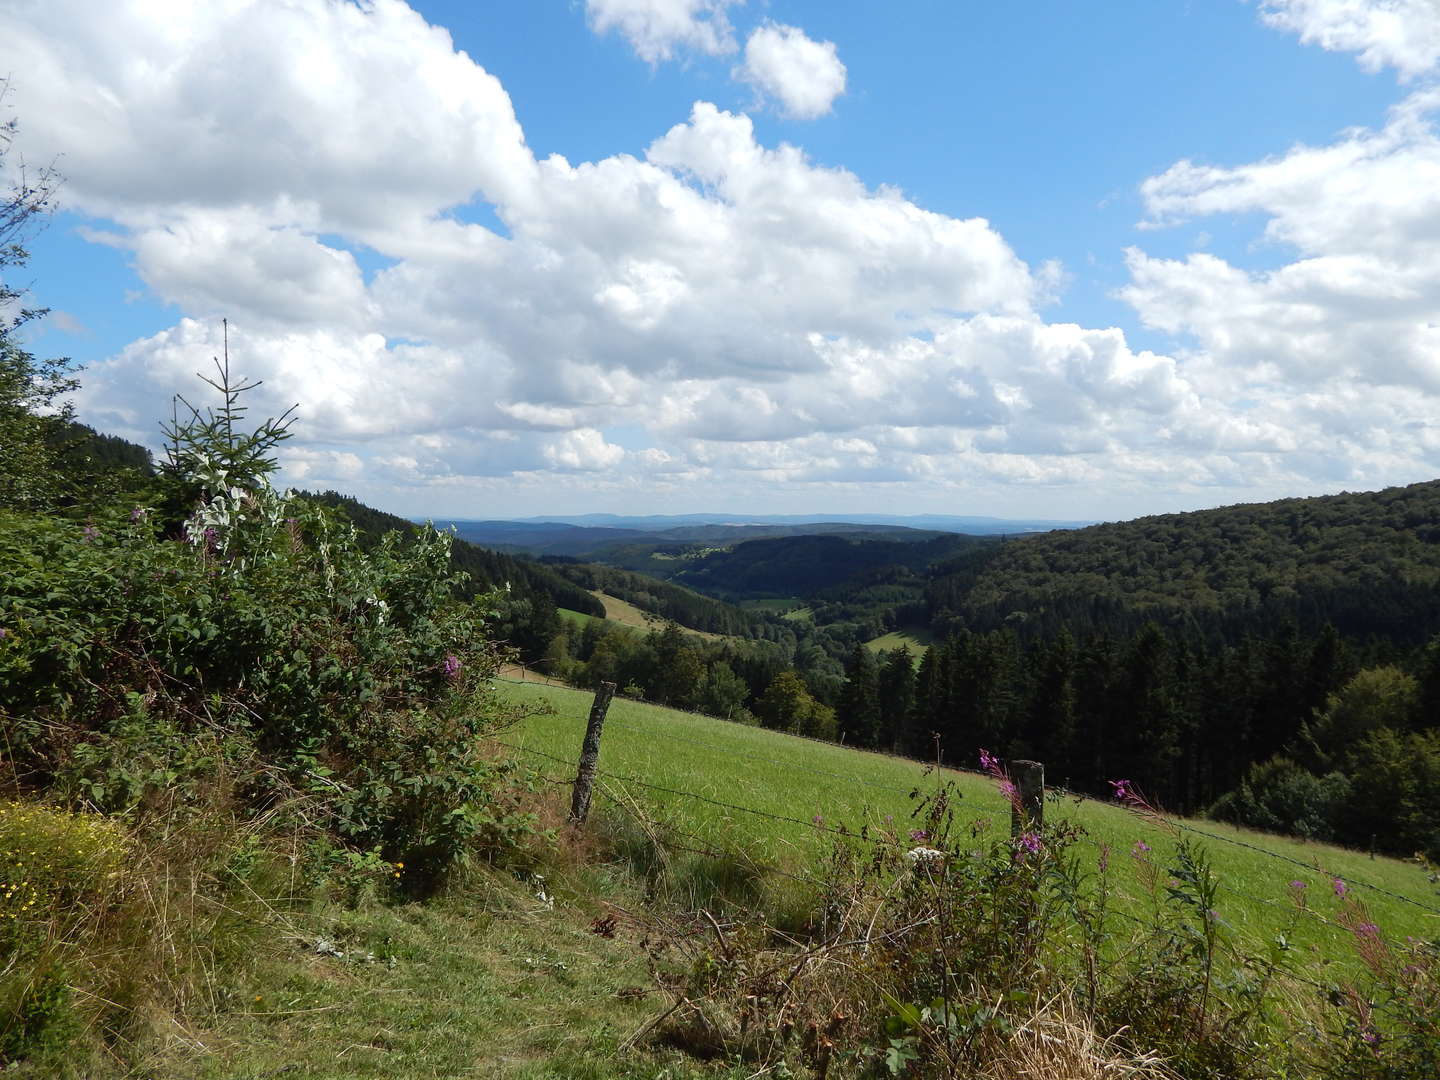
xmin=7 ymin=1 xmax=1440 ymax=521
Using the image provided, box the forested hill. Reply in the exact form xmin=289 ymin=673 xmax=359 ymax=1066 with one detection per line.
xmin=927 ymin=479 xmax=1440 ymax=643
xmin=671 ymin=532 xmax=986 ymax=601
xmin=302 ymin=491 xmax=605 ymax=657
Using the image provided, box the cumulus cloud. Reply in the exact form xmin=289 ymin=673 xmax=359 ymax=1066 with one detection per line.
xmin=585 ymin=0 xmax=738 ymax=63
xmin=1118 ymin=71 xmax=1440 ymax=496
xmin=736 ymin=23 xmax=847 ymax=119
xmin=5 ymin=0 xmax=1435 ymax=517
xmin=1126 ymin=89 xmax=1440 ymax=393
xmin=1259 ymin=0 xmax=1440 ymax=81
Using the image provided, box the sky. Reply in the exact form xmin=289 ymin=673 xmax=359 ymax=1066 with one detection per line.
xmin=4 ymin=0 xmax=1440 ymax=522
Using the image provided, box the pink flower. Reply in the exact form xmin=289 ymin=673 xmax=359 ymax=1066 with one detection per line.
xmin=1015 ymin=832 xmax=1042 ymax=855
xmin=1131 ymin=840 xmax=1150 ymax=859
xmin=909 ymin=829 xmax=929 ymax=843
xmin=442 ymin=654 xmax=462 ymax=679
xmin=1333 ymin=878 xmax=1348 ymax=898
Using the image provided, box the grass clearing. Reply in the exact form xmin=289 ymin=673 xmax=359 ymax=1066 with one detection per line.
xmin=496 ymin=678 xmax=1440 ymax=971
xmin=558 ymin=606 xmax=613 ymax=632
xmin=590 ymin=591 xmax=728 ymax=641
xmin=132 ymin=875 xmax=742 ymax=1080
xmin=863 ymin=626 xmax=934 ymax=656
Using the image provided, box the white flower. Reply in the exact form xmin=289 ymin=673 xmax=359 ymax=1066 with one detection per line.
xmin=904 ymin=846 xmax=945 ymax=866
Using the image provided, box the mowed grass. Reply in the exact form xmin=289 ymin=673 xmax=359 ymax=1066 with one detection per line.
xmin=558 ymin=606 xmax=613 ymax=631
xmin=591 ymin=591 xmax=728 ymax=641
xmin=496 ymin=679 xmax=1440 ymax=972
xmin=864 ymin=626 xmax=934 ymax=656
xmin=140 ymin=877 xmax=743 ymax=1080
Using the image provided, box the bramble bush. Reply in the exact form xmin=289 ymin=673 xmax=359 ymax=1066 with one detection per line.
xmin=0 ymin=346 xmax=541 ymax=1068
xmin=0 ymin=354 xmax=525 ymax=880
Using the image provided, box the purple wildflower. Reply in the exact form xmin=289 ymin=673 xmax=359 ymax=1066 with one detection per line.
xmin=1361 ymin=1031 xmax=1380 ymax=1046
xmin=129 ymin=506 xmax=146 ymax=522
xmin=812 ymin=814 xmax=825 ymax=828
xmin=1016 ymin=831 xmax=1042 ymax=855
xmin=979 ymin=748 xmax=999 ymax=773
xmin=1289 ymin=879 xmax=1307 ymax=891
xmin=81 ymin=525 xmax=100 ymax=542
xmin=1131 ymin=840 xmax=1151 ymax=859
xmin=1109 ymin=778 xmax=1134 ymax=803
xmin=0 ymin=627 xmax=8 ymax=640
xmin=909 ymin=829 xmax=930 ymax=843
xmin=1333 ymin=878 xmax=1348 ymax=898
xmin=1355 ymin=922 xmax=1380 ymax=937
xmin=442 ymin=653 xmax=462 ymax=679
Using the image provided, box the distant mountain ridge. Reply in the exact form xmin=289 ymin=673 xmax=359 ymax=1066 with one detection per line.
xmin=437 ymin=511 xmax=1091 ymax=534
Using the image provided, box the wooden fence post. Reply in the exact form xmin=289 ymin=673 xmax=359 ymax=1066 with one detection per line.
xmin=569 ymin=681 xmax=616 ymax=825
xmin=1009 ymin=759 xmax=1044 ymax=836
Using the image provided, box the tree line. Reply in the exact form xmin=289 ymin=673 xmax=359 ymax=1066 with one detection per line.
xmin=833 ymin=623 xmax=1440 ymax=859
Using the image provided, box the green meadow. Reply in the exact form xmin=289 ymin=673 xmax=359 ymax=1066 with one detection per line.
xmin=497 ymin=678 xmax=1440 ymax=971
xmin=863 ymin=626 xmax=935 ymax=656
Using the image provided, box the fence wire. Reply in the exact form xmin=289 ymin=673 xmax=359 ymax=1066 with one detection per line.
xmin=493 ymin=685 xmax=1440 ymax=921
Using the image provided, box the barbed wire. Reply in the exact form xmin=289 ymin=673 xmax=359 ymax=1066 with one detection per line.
xmin=495 ymin=680 xmax=1440 ymax=919
xmin=494 ymin=739 xmax=909 ymax=850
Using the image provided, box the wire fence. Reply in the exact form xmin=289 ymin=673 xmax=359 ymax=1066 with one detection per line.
xmin=494 ymin=672 xmax=1440 ymax=923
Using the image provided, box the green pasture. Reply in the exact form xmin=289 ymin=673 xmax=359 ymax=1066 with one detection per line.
xmin=557 ymin=607 xmax=609 ymax=631
xmin=863 ymin=626 xmax=934 ymax=656
xmin=496 ymin=679 xmax=1440 ymax=971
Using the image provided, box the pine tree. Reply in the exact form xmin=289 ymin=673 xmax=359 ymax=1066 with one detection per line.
xmin=877 ymin=647 xmax=917 ymax=751
xmin=836 ymin=645 xmax=882 ymax=747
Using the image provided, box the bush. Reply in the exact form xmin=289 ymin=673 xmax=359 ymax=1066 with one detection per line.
xmin=1209 ymin=756 xmax=1350 ymax=842
xmin=0 ymin=801 xmax=129 ymax=1065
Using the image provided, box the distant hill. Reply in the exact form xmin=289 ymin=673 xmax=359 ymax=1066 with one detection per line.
xmin=436 ymin=511 xmax=1089 ymax=543
xmin=430 ymin=518 xmax=958 ymax=559
xmin=926 ymin=479 xmax=1440 ymax=644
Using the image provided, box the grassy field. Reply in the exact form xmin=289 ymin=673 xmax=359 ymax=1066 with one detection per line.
xmin=590 ymin=591 xmax=728 ymax=641
xmin=863 ymin=626 xmax=934 ymax=656
xmin=133 ymin=873 xmax=742 ymax=1080
xmin=558 ymin=606 xmax=611 ymax=631
xmin=496 ymin=679 xmax=1440 ymax=968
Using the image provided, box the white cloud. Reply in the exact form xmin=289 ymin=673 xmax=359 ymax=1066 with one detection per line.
xmin=1117 ymin=78 xmax=1440 ymax=496
xmin=736 ymin=23 xmax=847 ymax=119
xmin=6 ymin=0 xmax=1437 ymax=518
xmin=1126 ymin=90 xmax=1440 ymax=394
xmin=1259 ymin=0 xmax=1440 ymax=81
xmin=543 ymin=429 xmax=628 ymax=471
xmin=585 ymin=0 xmax=739 ymax=63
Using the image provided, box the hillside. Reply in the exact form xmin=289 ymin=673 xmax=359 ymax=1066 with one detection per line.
xmin=925 ymin=479 xmax=1440 ymax=644
xmin=497 ymin=680 xmax=1439 ymax=980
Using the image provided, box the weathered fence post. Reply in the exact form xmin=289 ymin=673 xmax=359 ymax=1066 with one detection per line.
xmin=569 ymin=681 xmax=616 ymax=825
xmin=1009 ymin=759 xmax=1044 ymax=836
